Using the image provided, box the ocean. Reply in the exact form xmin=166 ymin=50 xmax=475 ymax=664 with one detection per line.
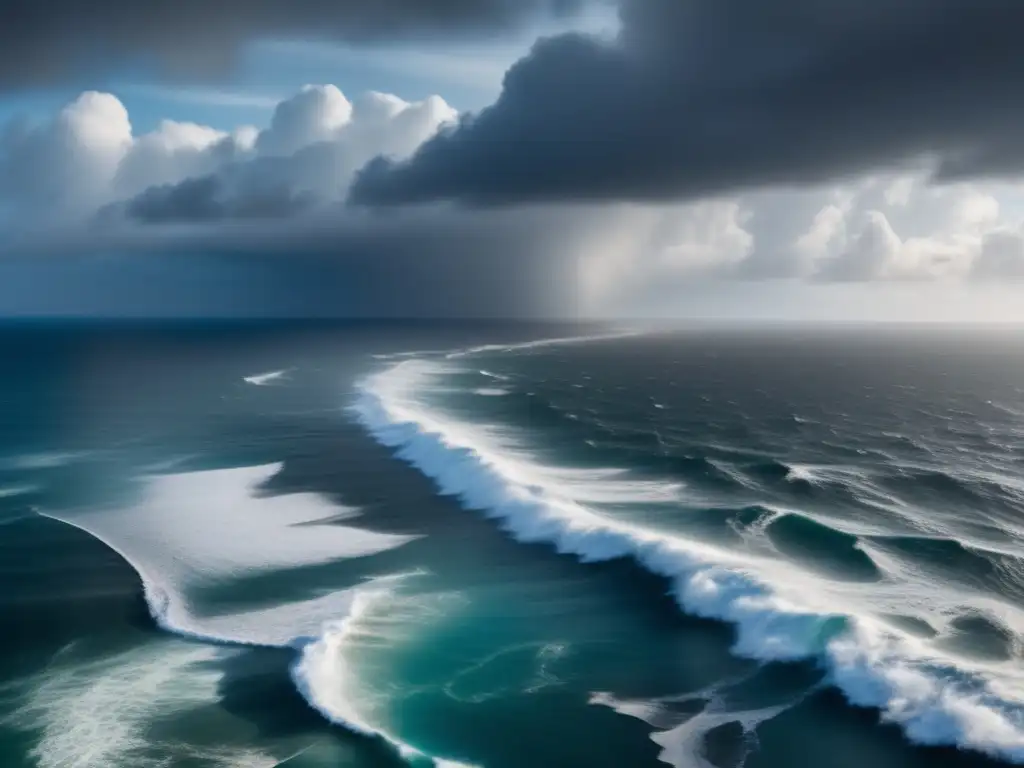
xmin=1 ymin=320 xmax=1023 ymax=768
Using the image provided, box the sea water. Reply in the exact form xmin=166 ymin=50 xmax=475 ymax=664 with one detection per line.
xmin=1 ymin=321 xmax=1023 ymax=767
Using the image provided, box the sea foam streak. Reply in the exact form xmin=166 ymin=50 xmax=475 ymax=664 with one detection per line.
xmin=244 ymin=369 xmax=289 ymax=386
xmin=354 ymin=348 xmax=1024 ymax=764
xmin=38 ymin=465 xmax=470 ymax=768
xmin=445 ymin=330 xmax=641 ymax=359
xmin=590 ymin=685 xmax=800 ymax=768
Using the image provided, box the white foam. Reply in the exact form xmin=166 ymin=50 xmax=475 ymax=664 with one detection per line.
xmin=40 ymin=464 xmax=416 ymax=647
xmin=590 ymin=688 xmax=794 ymax=768
xmin=783 ymin=463 xmax=870 ymax=485
xmin=784 ymin=463 xmax=819 ymax=483
xmin=650 ymin=700 xmax=793 ymax=768
xmin=4 ymin=641 xmax=278 ymax=768
xmin=355 ymin=355 xmax=1024 ymax=764
xmin=473 ymin=388 xmax=509 ymax=397
xmin=37 ymin=464 xmax=476 ymax=767
xmin=364 ymin=362 xmax=682 ymax=509
xmin=589 ymin=692 xmax=681 ymax=730
xmin=292 ymin=588 xmax=395 ymax=739
xmin=244 ymin=369 xmax=289 ymax=386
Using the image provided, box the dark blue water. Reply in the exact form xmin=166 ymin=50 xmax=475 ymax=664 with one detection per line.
xmin=1 ymin=321 xmax=1023 ymax=767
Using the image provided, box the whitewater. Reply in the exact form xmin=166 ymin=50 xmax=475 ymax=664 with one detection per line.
xmin=352 ymin=342 xmax=1024 ymax=765
xmin=37 ymin=463 xmax=478 ymax=768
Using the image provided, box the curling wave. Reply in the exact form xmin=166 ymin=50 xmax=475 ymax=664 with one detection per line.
xmin=353 ymin=352 xmax=1024 ymax=764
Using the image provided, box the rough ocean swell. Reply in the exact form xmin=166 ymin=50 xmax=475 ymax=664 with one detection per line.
xmin=352 ymin=336 xmax=1024 ymax=765
xmin=12 ymin=326 xmax=1024 ymax=768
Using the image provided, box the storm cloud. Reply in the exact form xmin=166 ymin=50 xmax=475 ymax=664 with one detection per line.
xmin=350 ymin=0 xmax=1024 ymax=207
xmin=5 ymin=73 xmax=1024 ymax=319
xmin=0 ymin=0 xmax=588 ymax=88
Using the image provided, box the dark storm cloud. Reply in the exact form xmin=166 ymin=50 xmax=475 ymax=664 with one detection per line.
xmin=119 ymin=174 xmax=317 ymax=223
xmin=0 ymin=0 xmax=587 ymax=88
xmin=349 ymin=0 xmax=1024 ymax=207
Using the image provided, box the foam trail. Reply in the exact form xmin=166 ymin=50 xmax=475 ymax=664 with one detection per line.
xmin=245 ymin=369 xmax=289 ymax=386
xmin=590 ymin=689 xmax=794 ymax=768
xmin=354 ymin=354 xmax=1024 ymax=764
xmin=446 ymin=330 xmax=641 ymax=359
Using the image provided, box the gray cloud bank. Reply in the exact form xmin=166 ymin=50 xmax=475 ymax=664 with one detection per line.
xmin=0 ymin=0 xmax=587 ymax=88
xmin=2 ymin=208 xmax=582 ymax=317
xmin=350 ymin=0 xmax=1024 ymax=206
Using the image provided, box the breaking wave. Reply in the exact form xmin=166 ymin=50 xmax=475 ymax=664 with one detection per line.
xmin=353 ymin=351 xmax=1024 ymax=764
xmin=37 ymin=464 xmax=470 ymax=768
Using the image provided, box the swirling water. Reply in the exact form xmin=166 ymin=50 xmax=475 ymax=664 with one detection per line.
xmin=2 ymin=321 xmax=1024 ymax=767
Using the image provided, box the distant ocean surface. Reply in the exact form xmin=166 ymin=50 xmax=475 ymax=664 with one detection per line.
xmin=3 ymin=320 xmax=1024 ymax=768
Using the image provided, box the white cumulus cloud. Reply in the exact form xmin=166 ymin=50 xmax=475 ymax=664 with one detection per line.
xmin=0 ymin=84 xmax=458 ymax=225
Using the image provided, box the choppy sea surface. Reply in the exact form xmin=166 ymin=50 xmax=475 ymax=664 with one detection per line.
xmin=3 ymin=320 xmax=1024 ymax=768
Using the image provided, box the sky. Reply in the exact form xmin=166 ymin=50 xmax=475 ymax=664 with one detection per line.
xmin=3 ymin=0 xmax=1024 ymax=320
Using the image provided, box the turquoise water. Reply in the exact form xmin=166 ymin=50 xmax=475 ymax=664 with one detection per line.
xmin=1 ymin=322 xmax=1023 ymax=767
